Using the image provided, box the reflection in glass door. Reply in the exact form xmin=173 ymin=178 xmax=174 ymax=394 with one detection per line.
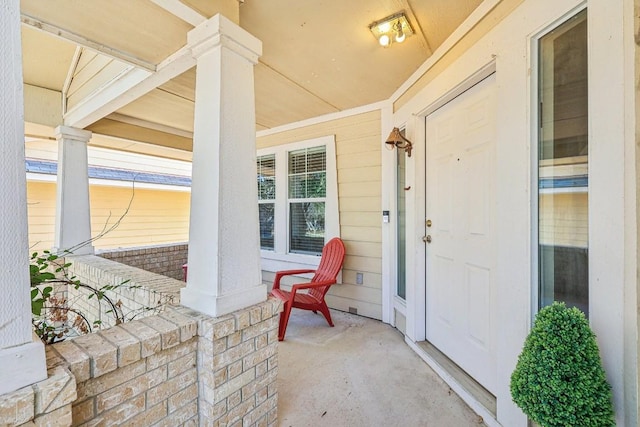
xmin=397 ymin=137 xmax=406 ymax=300
xmin=538 ymin=10 xmax=588 ymax=315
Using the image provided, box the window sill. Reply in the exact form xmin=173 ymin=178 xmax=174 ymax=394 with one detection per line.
xmin=260 ymin=250 xmax=322 ymax=273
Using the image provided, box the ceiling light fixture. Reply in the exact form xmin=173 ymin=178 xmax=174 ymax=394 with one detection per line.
xmin=369 ymin=12 xmax=414 ymax=47
xmin=385 ymin=127 xmax=413 ymax=157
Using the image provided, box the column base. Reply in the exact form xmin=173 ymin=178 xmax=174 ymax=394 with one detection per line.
xmin=180 ymin=283 xmax=267 ymax=317
xmin=0 ymin=337 xmax=47 ymax=395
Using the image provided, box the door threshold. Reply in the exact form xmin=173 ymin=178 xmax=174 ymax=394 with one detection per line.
xmin=416 ymin=341 xmax=497 ymax=417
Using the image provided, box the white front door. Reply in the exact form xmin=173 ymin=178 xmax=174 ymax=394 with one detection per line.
xmin=425 ymin=74 xmax=497 ymax=393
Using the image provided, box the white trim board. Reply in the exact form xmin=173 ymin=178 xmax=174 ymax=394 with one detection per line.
xmin=256 ymin=101 xmax=386 ymax=138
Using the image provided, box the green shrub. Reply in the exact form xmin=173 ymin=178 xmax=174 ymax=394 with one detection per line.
xmin=510 ymin=302 xmax=614 ymax=427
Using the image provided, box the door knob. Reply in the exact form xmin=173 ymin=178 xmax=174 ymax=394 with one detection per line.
xmin=422 ymin=235 xmax=432 ymax=243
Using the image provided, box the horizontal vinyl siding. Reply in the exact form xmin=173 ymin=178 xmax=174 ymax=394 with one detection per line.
xmin=257 ymin=110 xmax=383 ymax=319
xmin=27 ymin=181 xmax=57 ymax=251
xmin=26 ymin=181 xmax=190 ymax=252
xmin=539 ymin=192 xmax=588 ymax=248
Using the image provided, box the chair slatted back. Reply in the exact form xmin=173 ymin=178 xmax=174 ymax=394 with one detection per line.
xmin=309 ymin=238 xmax=345 ymax=300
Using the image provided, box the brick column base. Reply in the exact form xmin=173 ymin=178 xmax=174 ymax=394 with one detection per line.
xmin=194 ymin=298 xmax=282 ymax=426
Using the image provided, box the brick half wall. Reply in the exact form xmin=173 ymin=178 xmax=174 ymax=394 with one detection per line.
xmin=98 ymin=243 xmax=188 ymax=281
xmin=67 ymin=255 xmax=184 ymax=330
xmin=3 ymin=300 xmax=282 ymax=426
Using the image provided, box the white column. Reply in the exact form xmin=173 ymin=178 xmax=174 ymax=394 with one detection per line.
xmin=181 ymin=14 xmax=266 ymax=317
xmin=54 ymin=126 xmax=94 ymax=255
xmin=0 ymin=0 xmax=47 ymax=395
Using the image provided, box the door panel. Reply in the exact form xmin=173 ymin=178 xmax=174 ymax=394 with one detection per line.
xmin=425 ymin=74 xmax=497 ymax=393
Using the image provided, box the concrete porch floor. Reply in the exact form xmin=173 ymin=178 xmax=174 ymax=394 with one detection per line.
xmin=277 ymin=309 xmax=486 ymax=427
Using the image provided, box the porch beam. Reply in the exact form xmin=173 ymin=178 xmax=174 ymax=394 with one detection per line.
xmin=150 ymin=0 xmax=242 ymax=25
xmin=149 ymin=0 xmax=206 ymax=26
xmin=63 ymin=44 xmax=196 ymax=129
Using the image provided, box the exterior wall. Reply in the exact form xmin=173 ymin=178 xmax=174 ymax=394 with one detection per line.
xmin=26 ymin=181 xmax=57 ymax=251
xmin=257 ymin=110 xmax=383 ymax=319
xmin=99 ymin=243 xmax=188 ymax=281
xmin=26 ymin=181 xmax=190 ymax=252
xmin=391 ymin=0 xmax=637 ymax=425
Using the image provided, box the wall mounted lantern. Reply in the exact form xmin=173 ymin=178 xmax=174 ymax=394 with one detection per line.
xmin=369 ymin=12 xmax=414 ymax=47
xmin=385 ymin=127 xmax=412 ymax=157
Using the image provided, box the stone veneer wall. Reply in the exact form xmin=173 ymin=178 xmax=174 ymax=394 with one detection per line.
xmin=98 ymin=243 xmax=188 ymax=281
xmin=1 ymin=300 xmax=281 ymax=426
xmin=67 ymin=255 xmax=184 ymax=329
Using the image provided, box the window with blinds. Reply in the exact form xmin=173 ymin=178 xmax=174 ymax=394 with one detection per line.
xmin=257 ymin=154 xmax=275 ymax=250
xmin=288 ymin=146 xmax=326 ymax=254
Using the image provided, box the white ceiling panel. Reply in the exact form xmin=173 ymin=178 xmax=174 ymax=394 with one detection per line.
xmin=21 ymin=26 xmax=76 ymax=91
xmin=21 ymin=0 xmax=192 ymax=65
xmin=20 ymin=0 xmax=484 ymax=147
xmin=116 ymin=89 xmax=195 ymax=132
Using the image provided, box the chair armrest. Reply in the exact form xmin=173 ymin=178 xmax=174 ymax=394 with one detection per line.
xmin=272 ymin=269 xmax=316 ymax=290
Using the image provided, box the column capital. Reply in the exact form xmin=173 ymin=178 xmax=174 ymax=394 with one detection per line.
xmin=54 ymin=125 xmax=92 ymax=143
xmin=188 ymin=13 xmax=262 ymax=63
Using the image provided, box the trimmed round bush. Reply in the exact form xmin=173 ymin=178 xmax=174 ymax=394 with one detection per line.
xmin=510 ymin=302 xmax=614 ymax=427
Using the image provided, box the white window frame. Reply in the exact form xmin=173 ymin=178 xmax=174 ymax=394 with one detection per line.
xmin=258 ymin=135 xmax=339 ymax=272
xmin=257 ymin=153 xmax=276 ymax=251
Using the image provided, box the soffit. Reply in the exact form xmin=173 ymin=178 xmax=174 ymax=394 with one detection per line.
xmin=412 ymin=0 xmax=483 ymax=51
xmin=158 ymin=68 xmax=196 ymax=102
xmin=21 ymin=26 xmax=76 ymax=91
xmin=20 ymin=0 xmax=486 ymax=147
xmin=116 ymin=89 xmax=195 ymax=133
xmin=20 ymin=0 xmax=192 ymax=65
xmin=87 ymin=118 xmax=193 ymax=152
xmin=240 ymin=0 xmax=430 ymax=112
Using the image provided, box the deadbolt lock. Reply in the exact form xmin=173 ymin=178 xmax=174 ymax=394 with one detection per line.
xmin=426 ymin=219 xmax=432 ymax=227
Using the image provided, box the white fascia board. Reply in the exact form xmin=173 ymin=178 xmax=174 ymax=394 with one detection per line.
xmin=256 ymin=101 xmax=387 ymax=138
xmin=87 ymin=178 xmax=191 ymax=192
xmin=26 ymin=172 xmax=191 ymax=192
xmin=64 ymin=44 xmax=196 ymax=129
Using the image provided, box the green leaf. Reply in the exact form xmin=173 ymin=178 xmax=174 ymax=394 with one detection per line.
xmin=31 ymin=299 xmax=44 ymax=316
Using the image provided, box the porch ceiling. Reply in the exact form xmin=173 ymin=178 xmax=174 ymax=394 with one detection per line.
xmin=20 ymin=0 xmax=482 ymax=155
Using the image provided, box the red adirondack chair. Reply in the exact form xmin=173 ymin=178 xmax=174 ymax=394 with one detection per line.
xmin=270 ymin=237 xmax=346 ymax=341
